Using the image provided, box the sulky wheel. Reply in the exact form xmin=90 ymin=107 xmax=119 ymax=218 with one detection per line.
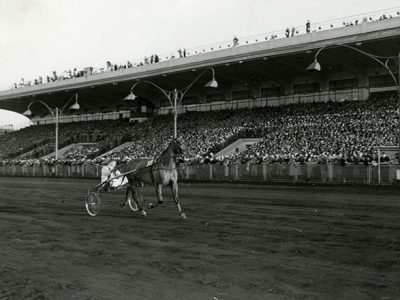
xmin=127 ymin=196 xmax=139 ymax=212
xmin=85 ymin=192 xmax=101 ymax=216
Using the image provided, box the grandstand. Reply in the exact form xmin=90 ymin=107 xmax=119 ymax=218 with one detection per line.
xmin=0 ymin=10 xmax=400 ymax=176
xmin=3 ymin=6 xmax=400 ymax=300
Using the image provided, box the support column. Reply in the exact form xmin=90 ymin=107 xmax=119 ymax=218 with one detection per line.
xmin=358 ymin=69 xmax=369 ymax=100
xmin=263 ymin=164 xmax=267 ymax=181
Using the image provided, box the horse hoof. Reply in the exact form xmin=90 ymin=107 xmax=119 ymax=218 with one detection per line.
xmin=179 ymin=213 xmax=187 ymax=219
xmin=148 ymin=203 xmax=155 ymax=209
xmin=120 ymin=202 xmax=126 ymax=207
xmin=140 ymin=210 xmax=147 ymax=217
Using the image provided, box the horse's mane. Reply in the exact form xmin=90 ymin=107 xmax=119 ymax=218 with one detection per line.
xmin=155 ymin=140 xmax=181 ymax=164
xmin=155 ymin=141 xmax=173 ymax=162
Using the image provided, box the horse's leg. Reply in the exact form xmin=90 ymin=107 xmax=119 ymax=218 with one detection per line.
xmin=148 ymin=184 xmax=163 ymax=209
xmin=171 ymin=182 xmax=186 ymax=219
xmin=135 ymin=181 xmax=145 ymax=206
xmin=134 ymin=182 xmax=147 ymax=216
xmin=122 ymin=177 xmax=136 ymax=207
xmin=126 ymin=183 xmax=147 ymax=216
xmin=122 ymin=186 xmax=131 ymax=207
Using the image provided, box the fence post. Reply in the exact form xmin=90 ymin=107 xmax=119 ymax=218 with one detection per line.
xmin=396 ymin=168 xmax=400 ymax=184
xmin=294 ymin=163 xmax=298 ymax=183
xmin=263 ymin=164 xmax=267 ymax=181
xmin=306 ymin=162 xmax=313 ymax=182
xmin=185 ymin=166 xmax=189 ymax=179
xmin=367 ymin=165 xmax=371 ymax=184
xmin=235 ymin=164 xmax=239 ymax=180
xmin=378 ymin=149 xmax=381 ymax=184
xmin=388 ymin=165 xmax=394 ymax=184
xmin=209 ymin=165 xmax=213 ymax=180
xmin=328 ymin=164 xmax=333 ymax=183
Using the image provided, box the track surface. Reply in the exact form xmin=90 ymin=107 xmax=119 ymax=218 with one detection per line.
xmin=0 ymin=177 xmax=399 ymax=300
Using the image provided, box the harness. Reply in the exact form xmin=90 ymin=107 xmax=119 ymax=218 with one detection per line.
xmin=105 ymin=146 xmax=183 ymax=186
xmin=136 ymin=163 xmax=178 ymax=184
xmin=149 ymin=164 xmax=155 ymax=184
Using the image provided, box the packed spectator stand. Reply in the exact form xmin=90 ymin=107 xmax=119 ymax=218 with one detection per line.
xmin=1 ymin=92 xmax=398 ymax=168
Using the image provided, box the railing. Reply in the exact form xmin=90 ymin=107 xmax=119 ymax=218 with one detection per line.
xmin=0 ymin=164 xmax=100 ymax=178
xmin=1 ymin=163 xmax=399 ymax=185
xmin=158 ymin=87 xmax=376 ymax=115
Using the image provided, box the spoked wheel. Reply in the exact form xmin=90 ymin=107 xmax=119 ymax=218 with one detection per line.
xmin=127 ymin=196 xmax=139 ymax=212
xmin=85 ymin=192 xmax=101 ymax=216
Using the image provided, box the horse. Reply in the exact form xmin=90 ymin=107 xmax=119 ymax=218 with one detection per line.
xmin=119 ymin=158 xmax=151 ymax=209
xmin=122 ymin=139 xmax=186 ymax=219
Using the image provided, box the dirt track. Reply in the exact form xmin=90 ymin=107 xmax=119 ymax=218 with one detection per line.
xmin=0 ymin=177 xmax=399 ymax=299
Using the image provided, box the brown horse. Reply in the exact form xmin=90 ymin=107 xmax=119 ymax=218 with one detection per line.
xmin=122 ymin=139 xmax=186 ymax=219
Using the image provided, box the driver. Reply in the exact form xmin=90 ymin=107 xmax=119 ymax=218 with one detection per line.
xmin=101 ymin=160 xmax=128 ymax=190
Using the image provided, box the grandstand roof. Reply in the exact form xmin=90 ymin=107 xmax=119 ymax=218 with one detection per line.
xmin=0 ymin=17 xmax=400 ymax=116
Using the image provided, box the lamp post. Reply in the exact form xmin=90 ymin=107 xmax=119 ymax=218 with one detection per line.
xmin=307 ymin=45 xmax=400 ymax=162
xmin=23 ymin=93 xmax=80 ymax=160
xmin=124 ymin=68 xmax=218 ymax=139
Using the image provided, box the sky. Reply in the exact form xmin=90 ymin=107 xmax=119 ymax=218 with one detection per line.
xmin=1 ymin=0 xmax=400 ymax=128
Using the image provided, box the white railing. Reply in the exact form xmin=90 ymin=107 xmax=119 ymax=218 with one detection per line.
xmin=1 ymin=163 xmax=399 ymax=185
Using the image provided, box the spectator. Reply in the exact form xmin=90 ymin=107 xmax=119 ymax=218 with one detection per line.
xmin=291 ymin=26 xmax=295 ymax=36
xmin=106 ymin=61 xmax=113 ymax=71
xmin=233 ymin=36 xmax=239 ymax=46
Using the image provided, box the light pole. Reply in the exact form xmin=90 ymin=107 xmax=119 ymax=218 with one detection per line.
xmin=23 ymin=93 xmax=80 ymax=160
xmin=307 ymin=45 xmax=400 ymax=162
xmin=124 ymin=68 xmax=218 ymax=139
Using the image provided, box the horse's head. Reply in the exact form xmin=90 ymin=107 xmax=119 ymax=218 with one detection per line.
xmin=157 ymin=138 xmax=185 ymax=164
xmin=172 ymin=138 xmax=185 ymax=156
xmin=169 ymin=138 xmax=185 ymax=156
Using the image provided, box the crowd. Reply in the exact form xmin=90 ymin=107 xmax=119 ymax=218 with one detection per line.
xmin=0 ymin=119 xmax=134 ymax=161
xmin=219 ymin=93 xmax=399 ymax=166
xmin=0 ymin=124 xmax=54 ymax=159
xmin=1 ymin=92 xmax=399 ymax=167
xmin=12 ymin=69 xmax=90 ymax=89
xmin=62 ymin=145 xmax=100 ymax=162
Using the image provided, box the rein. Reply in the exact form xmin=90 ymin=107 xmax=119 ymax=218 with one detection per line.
xmin=113 ymin=141 xmax=184 ymax=180
xmin=139 ymin=160 xmax=179 ymax=173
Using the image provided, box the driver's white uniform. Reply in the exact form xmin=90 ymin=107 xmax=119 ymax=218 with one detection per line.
xmin=101 ymin=161 xmax=128 ymax=188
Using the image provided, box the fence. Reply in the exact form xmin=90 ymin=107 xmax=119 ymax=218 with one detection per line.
xmin=0 ymin=164 xmax=100 ymax=178
xmin=1 ymin=163 xmax=399 ymax=185
xmin=178 ymin=163 xmax=400 ymax=184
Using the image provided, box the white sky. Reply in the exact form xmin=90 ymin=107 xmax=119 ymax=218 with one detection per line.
xmin=1 ymin=0 xmax=400 ymax=128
